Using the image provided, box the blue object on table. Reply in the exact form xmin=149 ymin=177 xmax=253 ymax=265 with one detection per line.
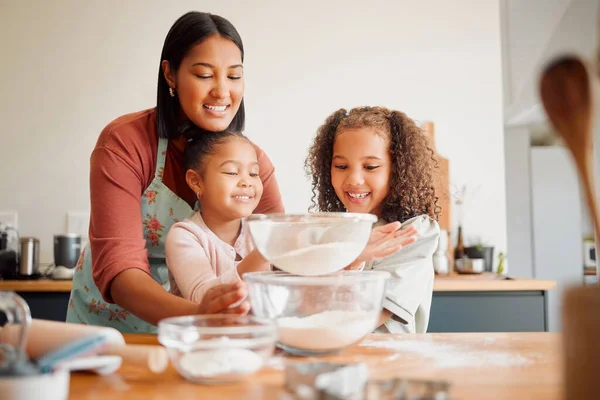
xmin=36 ymin=334 xmax=107 ymax=373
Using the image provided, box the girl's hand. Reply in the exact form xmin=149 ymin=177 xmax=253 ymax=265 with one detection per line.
xmin=196 ymin=282 xmax=250 ymax=315
xmin=346 ymin=222 xmax=418 ymax=270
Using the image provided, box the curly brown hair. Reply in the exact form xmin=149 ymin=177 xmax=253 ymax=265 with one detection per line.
xmin=304 ymin=106 xmax=439 ymax=223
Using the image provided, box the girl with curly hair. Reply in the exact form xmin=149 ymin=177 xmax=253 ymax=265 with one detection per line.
xmin=305 ymin=106 xmax=441 ymax=334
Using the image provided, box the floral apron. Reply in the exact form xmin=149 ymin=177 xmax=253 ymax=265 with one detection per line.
xmin=66 ymin=138 xmax=195 ymax=333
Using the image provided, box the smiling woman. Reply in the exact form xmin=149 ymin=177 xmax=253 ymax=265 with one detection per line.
xmin=65 ymin=11 xmax=284 ymax=333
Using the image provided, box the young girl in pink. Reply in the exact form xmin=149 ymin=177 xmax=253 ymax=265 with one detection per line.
xmin=165 ymin=131 xmax=270 ymax=308
xmin=306 ymin=106 xmax=441 ymax=333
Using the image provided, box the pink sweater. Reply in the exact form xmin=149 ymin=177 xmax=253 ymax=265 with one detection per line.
xmin=165 ymin=213 xmax=254 ymax=303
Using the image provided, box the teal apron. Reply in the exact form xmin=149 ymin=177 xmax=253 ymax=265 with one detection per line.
xmin=66 ymin=138 xmax=194 ymax=333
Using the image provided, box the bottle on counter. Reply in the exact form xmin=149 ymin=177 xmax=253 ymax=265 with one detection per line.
xmin=433 ymin=230 xmax=450 ymax=274
xmin=497 ymin=252 xmax=507 ymax=275
xmin=454 ymin=225 xmax=466 ymax=266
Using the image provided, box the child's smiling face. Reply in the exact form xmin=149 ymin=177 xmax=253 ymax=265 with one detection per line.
xmin=330 ymin=128 xmax=391 ymax=217
xmin=195 ymin=137 xmax=263 ymax=219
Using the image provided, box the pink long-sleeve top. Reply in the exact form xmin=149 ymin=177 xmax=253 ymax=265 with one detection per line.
xmin=165 ymin=212 xmax=253 ymax=303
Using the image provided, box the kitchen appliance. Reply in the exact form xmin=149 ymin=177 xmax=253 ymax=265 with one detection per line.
xmin=0 ymin=226 xmax=19 ymax=280
xmin=455 ymin=258 xmax=484 ymax=274
xmin=50 ymin=234 xmax=82 ymax=280
xmin=583 ymin=239 xmax=596 ymax=268
xmin=18 ymin=237 xmax=41 ymax=278
xmin=0 ymin=250 xmax=18 ymax=279
xmin=0 ymin=232 xmax=8 ymax=250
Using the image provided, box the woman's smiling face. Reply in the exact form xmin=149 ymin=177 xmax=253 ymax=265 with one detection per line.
xmin=164 ymin=35 xmax=244 ymax=132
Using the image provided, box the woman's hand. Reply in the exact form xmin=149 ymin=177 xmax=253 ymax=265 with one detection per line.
xmin=346 ymin=222 xmax=418 ymax=270
xmin=196 ymin=282 xmax=250 ymax=315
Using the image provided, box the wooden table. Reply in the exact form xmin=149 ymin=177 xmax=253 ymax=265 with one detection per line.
xmin=68 ymin=332 xmax=562 ymax=399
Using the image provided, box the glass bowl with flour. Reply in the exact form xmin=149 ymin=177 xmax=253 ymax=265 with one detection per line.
xmin=244 ymin=271 xmax=390 ymax=356
xmin=158 ymin=315 xmax=277 ymax=384
xmin=247 ymin=213 xmax=377 ymax=275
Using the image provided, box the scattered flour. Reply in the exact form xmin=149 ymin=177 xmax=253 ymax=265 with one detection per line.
xmin=270 ymin=242 xmax=362 ymax=275
xmin=179 ymin=348 xmax=264 ymax=379
xmin=359 ymin=339 xmax=532 ymax=368
xmin=265 ymin=356 xmax=286 ymax=370
xmin=484 ymin=337 xmax=497 ymax=345
xmin=278 ymin=310 xmax=375 ymax=350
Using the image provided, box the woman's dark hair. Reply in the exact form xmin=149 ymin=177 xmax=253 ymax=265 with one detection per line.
xmin=157 ymin=11 xmax=245 ymax=139
xmin=305 ymin=106 xmax=440 ymax=223
xmin=183 ymin=127 xmax=249 ymax=174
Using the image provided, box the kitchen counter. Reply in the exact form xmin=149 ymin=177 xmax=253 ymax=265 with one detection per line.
xmin=1 ymin=274 xmax=557 ymax=332
xmin=429 ymin=273 xmax=555 ymax=333
xmin=0 ymin=279 xmax=72 ymax=322
xmin=68 ymin=332 xmax=562 ymax=399
xmin=0 ymin=273 xmax=556 ymax=293
xmin=434 ymin=272 xmax=556 ymax=292
xmin=0 ymin=279 xmax=72 ymax=292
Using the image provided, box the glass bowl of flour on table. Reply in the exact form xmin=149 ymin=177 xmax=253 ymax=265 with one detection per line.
xmin=157 ymin=315 xmax=277 ymax=384
xmin=247 ymin=212 xmax=377 ymax=275
xmin=244 ymin=270 xmax=390 ymax=356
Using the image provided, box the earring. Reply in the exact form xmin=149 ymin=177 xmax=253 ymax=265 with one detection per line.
xmin=169 ymin=87 xmax=175 ymax=97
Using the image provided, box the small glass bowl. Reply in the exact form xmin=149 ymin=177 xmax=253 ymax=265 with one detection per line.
xmin=157 ymin=315 xmax=277 ymax=384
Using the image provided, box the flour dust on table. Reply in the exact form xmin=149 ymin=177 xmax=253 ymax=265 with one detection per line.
xmin=359 ymin=339 xmax=533 ymax=368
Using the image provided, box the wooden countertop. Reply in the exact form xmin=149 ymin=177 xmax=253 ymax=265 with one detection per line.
xmin=0 ymin=273 xmax=556 ymax=293
xmin=433 ymin=272 xmax=557 ymax=292
xmin=68 ymin=332 xmax=562 ymax=399
xmin=0 ymin=274 xmax=556 ymax=292
xmin=0 ymin=279 xmax=72 ymax=292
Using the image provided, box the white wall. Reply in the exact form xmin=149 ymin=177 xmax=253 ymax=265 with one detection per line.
xmin=502 ymin=0 xmax=599 ymax=125
xmin=0 ymin=0 xmax=507 ymax=263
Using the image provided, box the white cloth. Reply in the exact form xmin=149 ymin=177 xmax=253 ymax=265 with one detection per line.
xmin=365 ymin=215 xmax=440 ymax=334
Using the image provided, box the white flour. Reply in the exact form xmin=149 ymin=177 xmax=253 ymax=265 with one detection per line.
xmin=270 ymin=242 xmax=361 ymax=275
xmin=179 ymin=348 xmax=263 ymax=378
xmin=360 ymin=339 xmax=532 ymax=368
xmin=278 ymin=310 xmax=375 ymax=350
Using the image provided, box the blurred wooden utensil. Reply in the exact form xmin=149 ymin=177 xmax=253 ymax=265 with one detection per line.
xmin=540 ymin=55 xmax=599 ymax=274
xmin=540 ymin=54 xmax=600 ymax=400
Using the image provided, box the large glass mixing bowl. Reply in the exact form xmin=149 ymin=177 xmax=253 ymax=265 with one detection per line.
xmin=244 ymin=270 xmax=390 ymax=356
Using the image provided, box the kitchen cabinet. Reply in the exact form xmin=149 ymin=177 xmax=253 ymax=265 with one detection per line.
xmin=428 ymin=275 xmax=555 ymax=332
xmin=0 ymin=280 xmax=70 ymax=322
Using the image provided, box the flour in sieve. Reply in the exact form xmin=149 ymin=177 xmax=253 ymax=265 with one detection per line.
xmin=277 ymin=310 xmax=375 ymax=350
xmin=270 ymin=242 xmax=361 ymax=275
xmin=179 ymin=348 xmax=264 ymax=378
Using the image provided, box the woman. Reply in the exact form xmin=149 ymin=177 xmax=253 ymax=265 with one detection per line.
xmin=66 ymin=11 xmax=284 ymax=332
